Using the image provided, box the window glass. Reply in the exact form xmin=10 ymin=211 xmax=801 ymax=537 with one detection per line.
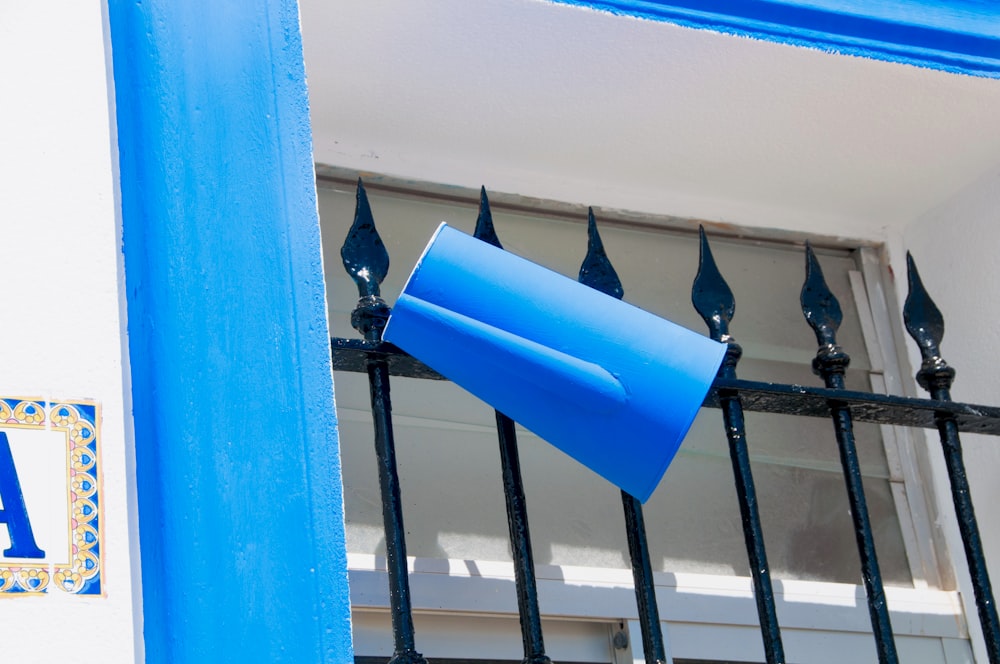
xmin=321 ymin=182 xmax=911 ymax=586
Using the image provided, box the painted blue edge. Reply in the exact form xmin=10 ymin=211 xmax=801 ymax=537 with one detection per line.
xmin=548 ymin=0 xmax=1000 ymax=78
xmin=107 ymin=1 xmax=353 ymax=662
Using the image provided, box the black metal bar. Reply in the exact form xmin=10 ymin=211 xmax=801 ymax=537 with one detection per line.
xmin=496 ymin=412 xmax=550 ymax=664
xmin=368 ymin=359 xmax=427 ymax=664
xmin=693 ymin=228 xmax=785 ymax=664
xmin=342 ymin=180 xmax=427 ymax=664
xmin=331 ymin=341 xmax=1000 ymax=435
xmin=475 ymin=189 xmax=551 ymax=664
xmin=703 ymin=379 xmax=1000 ymax=433
xmin=936 ymin=415 xmax=1000 ymax=662
xmin=580 ymin=210 xmax=666 ymax=664
xmin=801 ymin=244 xmax=897 ymax=663
xmin=904 ymin=254 xmax=1000 ymax=663
xmin=621 ymin=492 xmax=667 ymax=664
xmin=829 ymin=401 xmax=897 ymax=663
xmin=332 ymin=338 xmax=446 ymax=380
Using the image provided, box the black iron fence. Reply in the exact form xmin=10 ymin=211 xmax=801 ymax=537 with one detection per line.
xmin=332 ymin=179 xmax=1000 ymax=664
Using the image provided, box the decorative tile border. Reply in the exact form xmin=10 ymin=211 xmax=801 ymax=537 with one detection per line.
xmin=0 ymin=398 xmax=102 ymax=595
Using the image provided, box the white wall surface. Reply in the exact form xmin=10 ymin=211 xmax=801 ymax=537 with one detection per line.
xmin=903 ymin=165 xmax=1000 ymax=663
xmin=302 ymin=0 xmax=1000 ymax=242
xmin=0 ymin=2 xmax=139 ymax=662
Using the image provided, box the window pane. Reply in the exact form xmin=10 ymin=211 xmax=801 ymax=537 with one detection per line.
xmin=322 ymin=183 xmax=911 ymax=586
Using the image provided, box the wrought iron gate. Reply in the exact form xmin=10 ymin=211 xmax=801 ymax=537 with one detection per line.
xmin=331 ymin=179 xmax=1000 ymax=664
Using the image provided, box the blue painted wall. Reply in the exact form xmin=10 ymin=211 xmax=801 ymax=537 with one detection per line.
xmin=549 ymin=0 xmax=1000 ymax=77
xmin=108 ymin=1 xmax=353 ymax=661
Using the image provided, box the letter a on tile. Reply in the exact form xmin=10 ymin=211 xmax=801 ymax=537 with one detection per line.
xmin=0 ymin=432 xmax=44 ymax=558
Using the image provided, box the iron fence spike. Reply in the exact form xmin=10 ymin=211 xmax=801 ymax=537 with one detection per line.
xmin=801 ymin=242 xmax=843 ymax=347
xmin=903 ymin=252 xmax=946 ymax=362
xmin=473 ymin=186 xmax=503 ymax=249
xmin=341 ymin=178 xmax=390 ymax=299
xmin=692 ymin=226 xmax=736 ymax=343
xmin=578 ymin=209 xmax=623 ymax=299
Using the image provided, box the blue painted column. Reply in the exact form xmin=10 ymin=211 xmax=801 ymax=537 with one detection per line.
xmin=108 ymin=1 xmax=353 ymax=662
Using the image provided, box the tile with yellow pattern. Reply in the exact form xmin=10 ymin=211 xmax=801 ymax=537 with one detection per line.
xmin=0 ymin=398 xmax=101 ymax=595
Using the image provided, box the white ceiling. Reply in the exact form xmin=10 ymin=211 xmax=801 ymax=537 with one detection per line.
xmin=300 ymin=0 xmax=1000 ymax=240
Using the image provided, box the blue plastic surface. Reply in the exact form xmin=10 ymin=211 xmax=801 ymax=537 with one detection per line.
xmin=384 ymin=224 xmax=727 ymax=502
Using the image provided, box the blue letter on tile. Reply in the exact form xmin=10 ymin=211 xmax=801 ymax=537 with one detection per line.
xmin=0 ymin=432 xmax=44 ymax=558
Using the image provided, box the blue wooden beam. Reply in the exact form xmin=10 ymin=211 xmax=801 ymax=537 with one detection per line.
xmin=549 ymin=0 xmax=1000 ymax=78
xmin=107 ymin=1 xmax=353 ymax=661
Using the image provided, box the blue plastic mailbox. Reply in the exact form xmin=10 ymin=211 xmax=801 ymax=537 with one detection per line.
xmin=383 ymin=223 xmax=726 ymax=502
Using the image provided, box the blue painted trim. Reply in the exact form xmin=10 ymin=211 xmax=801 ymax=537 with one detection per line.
xmin=108 ymin=1 xmax=353 ymax=662
xmin=548 ymin=0 xmax=1000 ymax=78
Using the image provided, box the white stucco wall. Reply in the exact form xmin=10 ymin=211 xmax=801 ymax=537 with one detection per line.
xmin=904 ymin=164 xmax=1000 ymax=411
xmin=902 ymin=164 xmax=1000 ymax=660
xmin=0 ymin=3 xmax=139 ymax=662
xmin=303 ymin=0 xmax=1000 ymax=244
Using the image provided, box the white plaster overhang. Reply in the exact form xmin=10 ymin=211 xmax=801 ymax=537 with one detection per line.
xmin=301 ymin=0 xmax=1000 ymax=241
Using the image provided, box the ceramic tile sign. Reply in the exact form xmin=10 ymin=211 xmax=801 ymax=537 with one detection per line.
xmin=0 ymin=398 xmax=102 ymax=595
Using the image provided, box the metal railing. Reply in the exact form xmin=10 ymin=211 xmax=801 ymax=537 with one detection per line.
xmin=332 ymin=179 xmax=1000 ymax=664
